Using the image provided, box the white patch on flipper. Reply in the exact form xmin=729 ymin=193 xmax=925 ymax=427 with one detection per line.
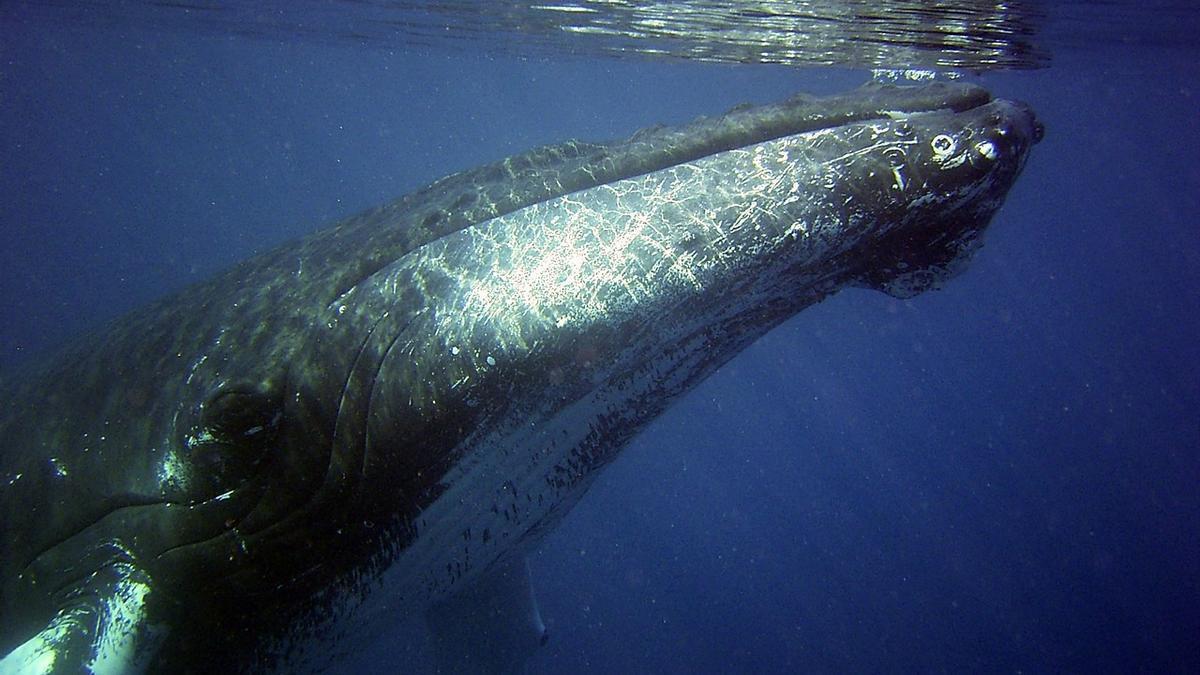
xmin=0 ymin=636 xmax=57 ymax=674
xmin=88 ymin=575 xmax=161 ymax=675
xmin=0 ymin=567 xmax=162 ymax=675
xmin=0 ymin=610 xmax=78 ymax=675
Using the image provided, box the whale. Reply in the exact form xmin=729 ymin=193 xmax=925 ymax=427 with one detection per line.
xmin=0 ymin=81 xmax=1040 ymax=673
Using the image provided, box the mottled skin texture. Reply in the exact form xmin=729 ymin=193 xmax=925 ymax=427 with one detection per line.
xmin=0 ymin=82 xmax=1040 ymax=672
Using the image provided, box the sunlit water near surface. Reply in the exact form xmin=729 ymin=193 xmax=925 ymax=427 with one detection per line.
xmin=2 ymin=1 xmax=1197 ymax=672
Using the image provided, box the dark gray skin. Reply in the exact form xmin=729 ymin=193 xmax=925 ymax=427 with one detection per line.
xmin=0 ymin=82 xmax=1040 ymax=673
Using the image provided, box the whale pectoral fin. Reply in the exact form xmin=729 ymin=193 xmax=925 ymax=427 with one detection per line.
xmin=425 ymin=556 xmax=548 ymax=675
xmin=0 ymin=562 xmax=163 ymax=675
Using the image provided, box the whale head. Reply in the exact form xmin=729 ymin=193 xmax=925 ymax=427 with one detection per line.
xmin=847 ymin=97 xmax=1043 ymax=297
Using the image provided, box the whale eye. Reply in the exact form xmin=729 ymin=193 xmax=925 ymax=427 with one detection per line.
xmin=180 ymin=383 xmax=280 ymax=498
xmin=201 ymin=387 xmax=280 ymax=445
xmin=931 ymin=134 xmax=956 ymax=157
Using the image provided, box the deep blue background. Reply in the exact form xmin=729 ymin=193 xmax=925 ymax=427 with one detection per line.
xmin=2 ymin=9 xmax=1197 ymax=674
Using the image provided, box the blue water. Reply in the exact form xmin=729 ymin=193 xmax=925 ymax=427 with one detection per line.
xmin=2 ymin=5 xmax=1198 ymax=674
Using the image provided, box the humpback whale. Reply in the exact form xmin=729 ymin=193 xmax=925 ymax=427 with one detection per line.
xmin=0 ymin=81 xmax=1040 ymax=673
